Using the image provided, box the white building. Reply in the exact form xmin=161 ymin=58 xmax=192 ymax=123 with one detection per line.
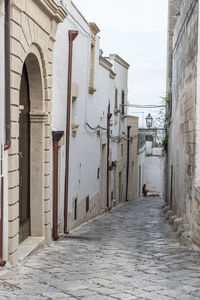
xmin=52 ymin=0 xmax=136 ymax=235
xmin=138 ymin=130 xmax=164 ymax=197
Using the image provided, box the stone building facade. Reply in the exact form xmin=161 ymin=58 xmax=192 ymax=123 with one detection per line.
xmin=166 ymin=0 xmax=200 ymax=245
xmin=0 ymin=0 xmax=5 ymax=266
xmin=127 ymin=116 xmax=139 ymax=201
xmin=1 ymin=0 xmax=139 ymax=266
xmin=6 ymin=0 xmax=66 ymax=265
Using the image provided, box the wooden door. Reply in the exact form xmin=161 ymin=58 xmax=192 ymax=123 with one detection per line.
xmin=19 ymin=65 xmax=30 ymax=243
xmin=131 ymin=161 xmax=134 ymax=200
xmin=101 ymin=144 xmax=107 ymax=209
xmin=119 ymin=172 xmax=122 ymax=202
xmin=170 ymin=165 xmax=173 ymax=209
xmin=139 ymin=165 xmax=141 ymax=197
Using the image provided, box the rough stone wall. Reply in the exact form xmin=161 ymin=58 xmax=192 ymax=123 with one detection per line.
xmin=116 ymin=133 xmax=127 ymax=203
xmin=166 ymin=0 xmax=181 ymax=93
xmin=167 ymin=0 xmax=198 ymax=229
xmin=127 ymin=116 xmax=139 ymax=201
xmin=165 ymin=0 xmax=181 ymax=205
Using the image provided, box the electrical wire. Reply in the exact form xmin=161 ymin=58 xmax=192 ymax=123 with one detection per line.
xmin=85 ymin=122 xmax=99 ymax=131
xmin=85 ymin=122 xmax=109 ymax=131
xmin=123 ymin=104 xmax=166 ymax=108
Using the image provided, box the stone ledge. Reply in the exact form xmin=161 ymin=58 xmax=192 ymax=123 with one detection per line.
xmin=18 ymin=236 xmax=45 ymax=262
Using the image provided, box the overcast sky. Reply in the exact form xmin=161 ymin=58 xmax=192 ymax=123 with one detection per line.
xmin=73 ymin=0 xmax=168 ymax=124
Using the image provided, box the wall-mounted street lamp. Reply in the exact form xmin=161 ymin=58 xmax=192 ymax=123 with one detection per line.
xmin=145 ymin=113 xmax=153 ymax=129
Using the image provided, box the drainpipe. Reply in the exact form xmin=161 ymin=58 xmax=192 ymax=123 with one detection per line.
xmin=0 ymin=146 xmax=5 ymax=266
xmin=52 ymin=131 xmax=64 ymax=240
xmin=4 ymin=0 xmax=11 ymax=151
xmin=126 ymin=126 xmax=131 ymax=202
xmin=64 ymin=30 xmax=78 ymax=234
xmin=107 ymin=112 xmax=112 ymax=210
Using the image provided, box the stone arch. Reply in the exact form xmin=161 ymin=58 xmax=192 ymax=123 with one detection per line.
xmin=20 ymin=47 xmax=47 ymax=240
xmin=23 ymin=44 xmax=47 ymax=111
xmin=8 ymin=0 xmax=66 ymax=265
xmin=25 ymin=55 xmax=43 ymax=112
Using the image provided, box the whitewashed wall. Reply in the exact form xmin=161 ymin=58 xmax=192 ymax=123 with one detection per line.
xmin=53 ymin=1 xmax=93 ymax=232
xmin=144 ymin=155 xmax=164 ymax=196
xmin=138 ymin=142 xmax=164 ymax=197
xmin=53 ymin=1 xmax=130 ymax=232
xmin=109 ymin=57 xmax=129 ymax=161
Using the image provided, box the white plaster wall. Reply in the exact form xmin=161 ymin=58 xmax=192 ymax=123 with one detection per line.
xmin=109 ymin=56 xmax=129 ymax=143
xmin=146 ymin=141 xmax=152 ymax=156
xmin=144 ymin=155 xmax=164 ymax=196
xmin=53 ymin=3 xmax=92 ymax=231
xmin=53 ymin=1 xmax=129 ymax=231
xmin=139 ymin=142 xmax=164 ymax=197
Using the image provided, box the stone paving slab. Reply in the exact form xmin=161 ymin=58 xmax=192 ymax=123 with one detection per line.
xmin=0 ymin=198 xmax=200 ymax=299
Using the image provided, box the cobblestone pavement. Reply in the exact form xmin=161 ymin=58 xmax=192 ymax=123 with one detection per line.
xmin=1 ymin=198 xmax=200 ymax=299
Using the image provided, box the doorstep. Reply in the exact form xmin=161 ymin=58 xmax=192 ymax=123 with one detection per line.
xmin=18 ymin=236 xmax=45 ymax=262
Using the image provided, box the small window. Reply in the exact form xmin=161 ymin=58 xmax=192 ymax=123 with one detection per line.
xmin=72 ymin=98 xmax=77 ymax=123
xmin=97 ymin=167 xmax=100 ymax=179
xmin=86 ymin=196 xmax=89 ymax=213
xmin=121 ymin=90 xmax=125 ymax=115
xmin=115 ymin=89 xmax=118 ymax=110
xmin=74 ymin=198 xmax=77 ymax=220
xmin=89 ymin=44 xmax=95 ymax=93
xmin=146 ymin=135 xmax=153 ymax=142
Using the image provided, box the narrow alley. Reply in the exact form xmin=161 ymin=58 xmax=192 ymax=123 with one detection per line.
xmin=0 ymin=198 xmax=200 ymax=300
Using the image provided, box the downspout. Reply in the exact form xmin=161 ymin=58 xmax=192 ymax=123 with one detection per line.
xmin=0 ymin=146 xmax=5 ymax=266
xmin=107 ymin=111 xmax=112 ymax=210
xmin=0 ymin=0 xmax=10 ymax=267
xmin=52 ymin=131 xmax=64 ymax=240
xmin=126 ymin=126 xmax=131 ymax=202
xmin=64 ymin=30 xmax=78 ymax=234
xmin=4 ymin=0 xmax=11 ymax=151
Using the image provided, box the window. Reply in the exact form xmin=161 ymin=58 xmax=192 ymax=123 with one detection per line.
xmin=114 ymin=88 xmax=118 ymax=112
xmin=86 ymin=196 xmax=89 ymax=213
xmin=146 ymin=135 xmax=153 ymax=142
xmin=89 ymin=44 xmax=95 ymax=91
xmin=74 ymin=198 xmax=77 ymax=220
xmin=97 ymin=167 xmax=100 ymax=179
xmin=121 ymin=90 xmax=125 ymax=115
xmin=88 ymin=23 xmax=100 ymax=95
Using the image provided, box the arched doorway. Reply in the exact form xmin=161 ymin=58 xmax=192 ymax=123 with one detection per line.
xmin=19 ymin=64 xmax=30 ymax=243
xmin=18 ymin=51 xmax=46 ymax=243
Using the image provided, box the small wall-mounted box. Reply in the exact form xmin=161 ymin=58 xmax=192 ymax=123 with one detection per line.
xmin=72 ymin=83 xmax=79 ymax=100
